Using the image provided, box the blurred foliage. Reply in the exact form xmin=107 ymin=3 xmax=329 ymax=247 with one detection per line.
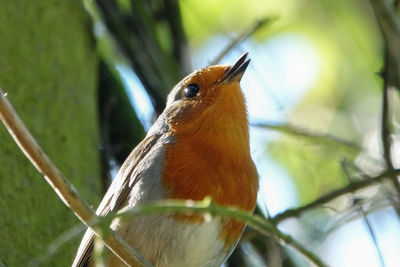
xmin=269 ymin=136 xmax=356 ymax=204
xmin=98 ymin=60 xmax=145 ymax=186
xmin=180 ymin=0 xmax=299 ymax=43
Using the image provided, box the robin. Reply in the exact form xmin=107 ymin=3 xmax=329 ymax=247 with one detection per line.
xmin=73 ymin=53 xmax=259 ymax=267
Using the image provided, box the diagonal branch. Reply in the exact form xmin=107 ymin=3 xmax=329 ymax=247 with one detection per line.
xmin=0 ymin=88 xmax=152 ymax=267
xmin=252 ymin=122 xmax=361 ymax=151
xmin=210 ymin=17 xmax=274 ymax=65
xmin=271 ymin=168 xmax=400 ymax=223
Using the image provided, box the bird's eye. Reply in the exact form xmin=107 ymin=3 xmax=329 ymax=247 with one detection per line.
xmin=184 ymin=83 xmax=199 ymax=98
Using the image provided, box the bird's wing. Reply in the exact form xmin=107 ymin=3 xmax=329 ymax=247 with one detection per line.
xmin=97 ymin=133 xmax=162 ymax=216
xmin=72 ymin=132 xmax=164 ymax=267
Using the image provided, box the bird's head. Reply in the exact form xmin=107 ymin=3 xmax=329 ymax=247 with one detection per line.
xmin=164 ymin=53 xmax=251 ymax=141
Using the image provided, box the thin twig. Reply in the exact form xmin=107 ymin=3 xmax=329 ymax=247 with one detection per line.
xmin=341 ymin=158 xmax=400 ymax=215
xmin=210 ymin=17 xmax=274 ymax=65
xmin=341 ymin=164 xmax=386 ymax=267
xmin=272 ymin=168 xmax=400 ymax=223
xmin=115 ymin=198 xmax=329 ymax=267
xmin=261 ymin=203 xmax=282 ymax=267
xmin=357 ymin=201 xmax=386 ymax=267
xmin=327 ymin=200 xmax=393 ymax=236
xmin=0 ymin=88 xmax=152 ymax=267
xmin=369 ymin=0 xmax=400 ymax=88
xmin=30 ymin=224 xmax=87 ymax=266
xmin=252 ymin=122 xmax=361 ymax=151
xmin=369 ymin=0 xmax=400 ymax=204
xmin=382 ymin=50 xmax=400 ymax=202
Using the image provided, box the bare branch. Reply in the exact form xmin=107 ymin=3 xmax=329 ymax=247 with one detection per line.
xmin=341 ymin=164 xmax=386 ymax=267
xmin=369 ymin=0 xmax=400 ymax=88
xmin=327 ymin=199 xmax=393 ymax=235
xmin=0 ymin=88 xmax=151 ymax=267
xmin=210 ymin=17 xmax=274 ymax=65
xmin=357 ymin=202 xmax=386 ymax=267
xmin=272 ymin=168 xmax=400 ymax=223
xmin=380 ymin=58 xmax=400 ymax=209
xmin=252 ymin=122 xmax=361 ymax=151
xmin=30 ymin=224 xmax=86 ymax=266
xmin=370 ymin=0 xmax=400 ymax=199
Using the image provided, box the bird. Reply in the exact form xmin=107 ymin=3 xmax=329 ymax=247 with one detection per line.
xmin=72 ymin=53 xmax=259 ymax=267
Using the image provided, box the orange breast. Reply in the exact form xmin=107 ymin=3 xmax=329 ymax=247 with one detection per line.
xmin=162 ymin=134 xmax=259 ymax=246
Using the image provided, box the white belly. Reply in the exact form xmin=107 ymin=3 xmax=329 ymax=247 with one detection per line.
xmin=112 ymin=215 xmax=230 ymax=267
xmin=164 ymin=218 xmax=226 ymax=267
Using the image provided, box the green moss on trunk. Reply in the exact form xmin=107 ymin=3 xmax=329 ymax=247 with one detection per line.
xmin=0 ymin=1 xmax=101 ymax=266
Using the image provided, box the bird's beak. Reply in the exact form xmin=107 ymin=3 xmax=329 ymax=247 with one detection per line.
xmin=218 ymin=53 xmax=251 ymax=84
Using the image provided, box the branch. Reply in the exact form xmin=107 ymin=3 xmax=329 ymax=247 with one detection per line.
xmin=0 ymin=88 xmax=152 ymax=267
xmin=210 ymin=17 xmax=274 ymax=65
xmin=116 ymin=198 xmax=328 ymax=267
xmin=30 ymin=224 xmax=86 ymax=266
xmin=381 ymin=53 xmax=400 ymax=205
xmin=357 ymin=202 xmax=386 ymax=267
xmin=370 ymin=0 xmax=400 ymax=197
xmin=326 ymin=199 xmax=392 ymax=235
xmin=272 ymin=168 xmax=400 ymax=223
xmin=252 ymin=122 xmax=361 ymax=151
xmin=369 ymin=0 xmax=400 ymax=88
xmin=341 ymin=164 xmax=386 ymax=267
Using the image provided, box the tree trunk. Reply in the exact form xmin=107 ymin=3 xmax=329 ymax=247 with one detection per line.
xmin=0 ymin=1 xmax=101 ymax=266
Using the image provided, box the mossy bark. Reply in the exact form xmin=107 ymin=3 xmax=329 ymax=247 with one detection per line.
xmin=0 ymin=1 xmax=101 ymax=266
